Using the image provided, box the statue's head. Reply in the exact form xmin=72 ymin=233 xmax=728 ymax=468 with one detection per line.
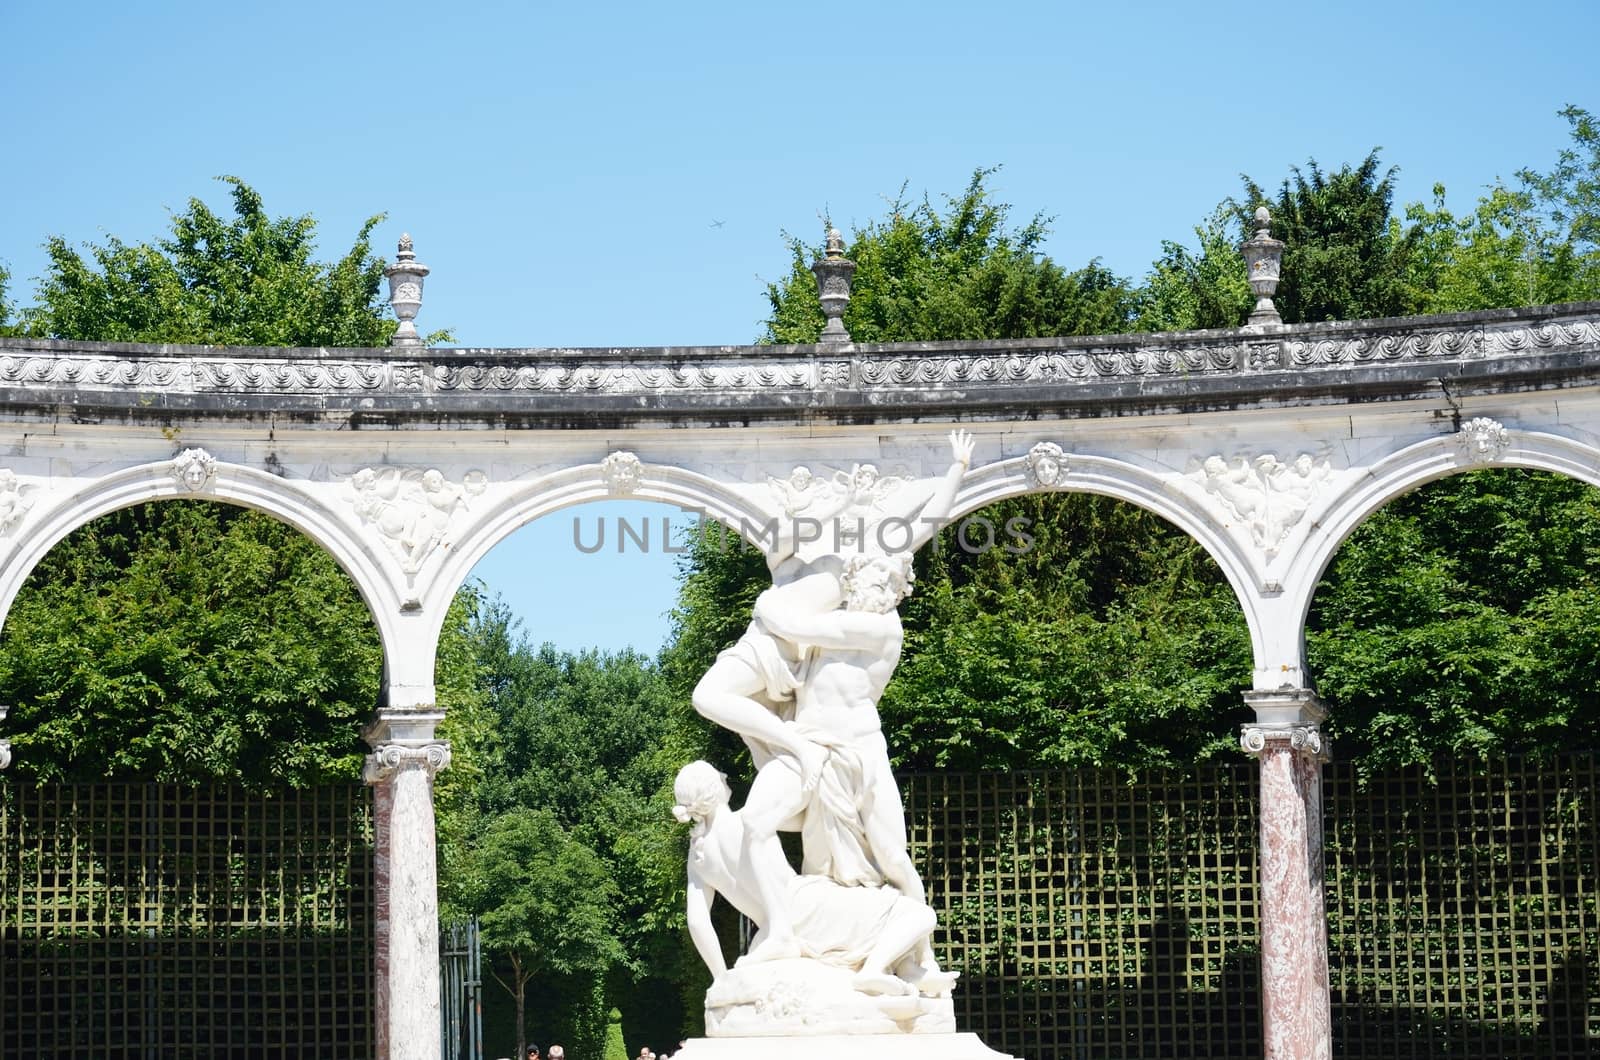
xmin=672 ymin=760 xmax=730 ymax=824
xmin=842 ymin=552 xmax=914 ymax=613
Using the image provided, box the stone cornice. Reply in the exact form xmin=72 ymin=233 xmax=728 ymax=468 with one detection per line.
xmin=1 ymin=302 xmax=1596 ymax=429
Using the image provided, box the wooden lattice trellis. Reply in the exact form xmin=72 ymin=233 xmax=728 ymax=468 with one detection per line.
xmin=0 ymin=783 xmax=374 ymax=1059
xmin=904 ymin=755 xmax=1599 ymax=1060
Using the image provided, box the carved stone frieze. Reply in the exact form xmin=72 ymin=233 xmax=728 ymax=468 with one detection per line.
xmin=1240 ymin=724 xmax=1328 ymax=760
xmin=362 ymin=742 xmax=451 ymax=784
xmin=1023 ymin=442 xmax=1069 ymax=488
xmin=1456 ymin=416 xmax=1510 ymax=463
xmin=600 ymin=451 xmax=644 ymax=495
xmin=347 ymin=466 xmax=487 ymax=575
xmin=171 ymin=448 xmax=218 ymax=492
xmin=766 ymin=461 xmax=907 ymax=519
xmin=431 ymin=361 xmax=815 ymax=392
xmin=816 ymin=360 xmax=851 ymax=388
xmin=0 ymin=309 xmax=1594 ymax=411
xmin=190 ymin=360 xmax=387 ymax=391
xmin=1285 ymin=327 xmax=1477 ymax=367
xmin=1193 ymin=452 xmax=1331 ymax=558
xmin=1481 ymin=318 xmax=1600 ymax=356
xmin=0 ymin=469 xmax=34 ymax=535
xmin=856 ymin=344 xmax=1242 ymax=386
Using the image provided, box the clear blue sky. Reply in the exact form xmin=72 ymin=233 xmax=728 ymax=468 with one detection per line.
xmin=2 ymin=0 xmax=1593 ymax=653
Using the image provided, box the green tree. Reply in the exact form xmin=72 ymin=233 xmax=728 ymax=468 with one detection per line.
xmin=1135 ymin=206 xmax=1253 ymax=332
xmin=763 ymin=169 xmax=1139 ymax=344
xmin=884 ymin=496 xmax=1250 ymax=771
xmin=1308 ymin=469 xmax=1600 ymax=771
xmin=467 ymin=807 xmax=623 ymax=1060
xmin=443 ymin=600 xmax=697 ymax=1050
xmin=1240 ymin=152 xmax=1422 ymax=323
xmin=0 ymin=502 xmax=380 ymax=785
xmin=0 ymin=178 xmax=456 ymax=784
xmin=23 ymin=176 xmax=398 ymax=346
xmin=0 ymin=263 xmax=13 ymax=335
xmin=1404 ymin=107 xmax=1600 ymax=313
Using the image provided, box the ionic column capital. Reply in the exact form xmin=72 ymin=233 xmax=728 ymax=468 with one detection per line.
xmin=1240 ymin=723 xmax=1330 ymax=762
xmin=363 ymin=742 xmax=451 ymax=784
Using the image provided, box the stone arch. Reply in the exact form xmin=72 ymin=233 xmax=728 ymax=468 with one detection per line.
xmin=1280 ymin=426 xmax=1600 ymax=661
xmin=947 ymin=452 xmax=1272 ymax=675
xmin=423 ymin=457 xmax=772 ymax=649
xmin=0 ymin=456 xmax=401 ymax=667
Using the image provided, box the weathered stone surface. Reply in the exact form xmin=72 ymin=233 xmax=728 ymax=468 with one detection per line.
xmin=705 ymin=960 xmax=955 ymax=1038
xmin=674 ymin=1032 xmax=1014 ymax=1060
xmin=0 ymin=302 xmax=1594 ymax=428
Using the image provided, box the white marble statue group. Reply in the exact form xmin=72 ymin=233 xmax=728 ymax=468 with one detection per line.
xmin=673 ymin=430 xmax=974 ymax=1038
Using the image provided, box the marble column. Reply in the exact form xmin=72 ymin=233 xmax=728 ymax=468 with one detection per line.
xmin=365 ymin=709 xmax=450 ymax=1060
xmin=1241 ymin=689 xmax=1331 ymax=1060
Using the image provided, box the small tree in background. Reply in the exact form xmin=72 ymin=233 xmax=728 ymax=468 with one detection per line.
xmin=468 ymin=808 xmax=623 ymax=1060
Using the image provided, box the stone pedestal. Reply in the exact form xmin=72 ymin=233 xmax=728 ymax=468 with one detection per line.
xmin=674 ymin=1033 xmax=1016 ymax=1060
xmin=676 ymin=959 xmax=1015 ymax=1060
xmin=704 ymin=958 xmax=955 ymax=1037
xmin=365 ymin=712 xmax=450 ymax=1060
xmin=1242 ymin=690 xmax=1332 ymax=1060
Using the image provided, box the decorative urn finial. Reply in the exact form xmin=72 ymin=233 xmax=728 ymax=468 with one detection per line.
xmin=1240 ymin=206 xmax=1285 ymax=328
xmin=385 ymin=233 xmax=431 ymax=347
xmin=810 ymin=226 xmax=856 ymax=346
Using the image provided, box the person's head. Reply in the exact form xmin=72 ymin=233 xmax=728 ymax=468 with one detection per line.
xmin=527 ymin=1047 xmax=539 ymax=1060
xmin=548 ymin=1047 xmax=565 ymax=1060
xmin=672 ymin=761 xmax=731 ymax=825
xmin=842 ymin=552 xmax=914 ymax=613
xmin=850 ymin=463 xmax=880 ymax=495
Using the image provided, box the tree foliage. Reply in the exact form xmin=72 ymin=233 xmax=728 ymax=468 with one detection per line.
xmin=763 ymin=168 xmax=1139 ymax=344
xmin=22 ymin=177 xmax=399 ymax=347
xmin=0 ymin=263 xmax=13 ymax=335
xmin=1309 ymin=469 xmax=1600 ymax=770
xmin=1134 ymin=206 xmax=1253 ymax=332
xmin=0 ymin=178 xmax=458 ymax=785
xmin=443 ymin=599 xmax=694 ymax=1052
xmin=466 ymin=805 xmax=624 ymax=1060
xmin=1240 ymin=152 xmax=1422 ymax=323
xmin=885 ymin=496 xmax=1250 ymax=770
xmin=0 ymin=502 xmax=381 ymax=785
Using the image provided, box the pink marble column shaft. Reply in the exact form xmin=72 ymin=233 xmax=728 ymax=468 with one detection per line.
xmin=1253 ymin=734 xmax=1331 ymax=1060
xmin=372 ymin=777 xmax=393 ymax=1060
